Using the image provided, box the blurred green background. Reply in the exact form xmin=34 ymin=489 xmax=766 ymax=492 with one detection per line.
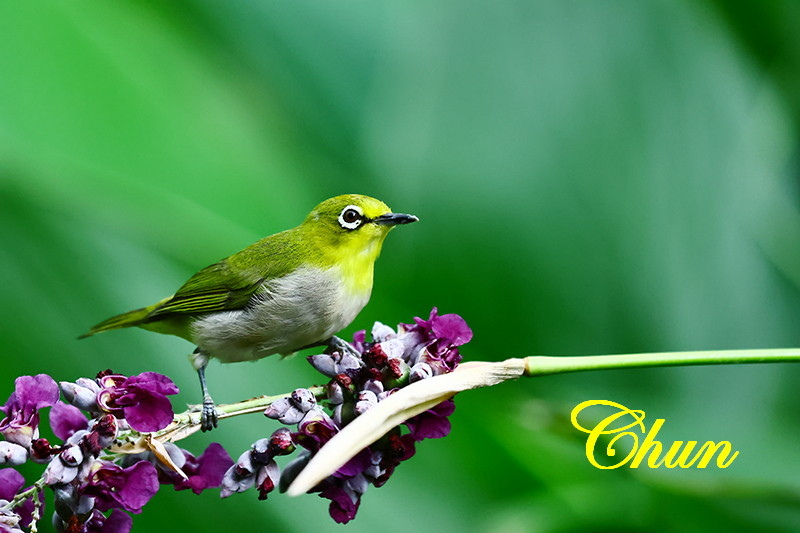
xmin=3 ymin=1 xmax=800 ymax=531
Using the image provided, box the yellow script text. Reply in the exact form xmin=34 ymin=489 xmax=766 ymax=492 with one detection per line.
xmin=570 ymin=400 xmax=739 ymax=469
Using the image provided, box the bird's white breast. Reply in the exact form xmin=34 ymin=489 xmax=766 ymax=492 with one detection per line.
xmin=189 ymin=266 xmax=370 ymax=363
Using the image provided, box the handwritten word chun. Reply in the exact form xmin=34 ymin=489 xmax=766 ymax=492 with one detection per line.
xmin=570 ymin=400 xmax=739 ymax=469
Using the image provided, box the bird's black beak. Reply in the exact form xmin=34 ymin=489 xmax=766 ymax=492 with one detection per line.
xmin=373 ymin=212 xmax=419 ymax=226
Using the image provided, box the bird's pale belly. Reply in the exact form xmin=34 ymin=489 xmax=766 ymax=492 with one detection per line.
xmin=189 ymin=266 xmax=370 ymax=363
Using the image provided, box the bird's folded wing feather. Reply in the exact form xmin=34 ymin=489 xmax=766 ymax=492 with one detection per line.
xmin=148 ymin=230 xmax=306 ymax=318
xmin=148 ymin=261 xmax=264 ymax=316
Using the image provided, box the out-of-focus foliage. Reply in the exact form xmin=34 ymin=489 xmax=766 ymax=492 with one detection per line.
xmin=2 ymin=1 xmax=800 ymax=531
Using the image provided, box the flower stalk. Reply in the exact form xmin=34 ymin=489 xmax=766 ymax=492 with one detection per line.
xmin=153 ymin=387 xmax=327 ymax=445
xmin=286 ymin=347 xmax=800 ymax=496
xmin=523 ymin=348 xmax=800 ymax=376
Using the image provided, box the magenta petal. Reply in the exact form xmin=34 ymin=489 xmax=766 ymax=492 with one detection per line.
xmin=429 ymin=399 xmax=457 ymax=418
xmin=0 ymin=468 xmax=25 ymax=500
xmin=123 ymin=393 xmax=173 ymax=432
xmin=405 ymin=400 xmax=456 ymax=441
xmin=50 ymin=401 xmax=88 ymax=441
xmin=16 ymin=374 xmax=60 ymax=410
xmin=124 ymin=373 xmax=179 ymax=396
xmin=320 ymin=485 xmax=360 ymax=524
xmin=174 ymin=443 xmax=234 ymax=495
xmin=91 ymin=461 xmax=159 ymax=514
xmin=431 ymin=314 xmax=473 ymax=346
xmin=89 ymin=509 xmax=132 ymax=533
xmin=335 ymin=448 xmax=371 ymax=478
xmin=408 ymin=414 xmax=452 ymax=440
xmin=113 ymin=462 xmax=159 ymax=513
xmin=104 ymin=509 xmax=133 ymax=533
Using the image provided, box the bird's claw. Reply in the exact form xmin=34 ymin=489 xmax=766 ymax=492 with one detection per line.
xmin=327 ymin=335 xmax=359 ymax=357
xmin=200 ymin=398 xmax=219 ymax=432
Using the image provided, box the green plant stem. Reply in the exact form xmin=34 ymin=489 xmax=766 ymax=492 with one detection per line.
xmin=1 ymin=478 xmax=45 ymax=513
xmin=149 ymin=386 xmax=328 ymax=444
xmin=523 ymin=348 xmax=800 ymax=377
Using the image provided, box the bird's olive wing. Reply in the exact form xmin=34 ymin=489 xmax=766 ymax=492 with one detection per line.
xmin=146 ymin=229 xmax=305 ymax=318
xmin=148 ymin=261 xmax=263 ymax=317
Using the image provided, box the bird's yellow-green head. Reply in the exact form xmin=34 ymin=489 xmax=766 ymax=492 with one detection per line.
xmin=300 ymin=194 xmax=418 ymax=292
xmin=303 ymin=194 xmax=417 ymax=256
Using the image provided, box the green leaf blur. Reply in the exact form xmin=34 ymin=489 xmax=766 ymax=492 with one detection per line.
xmin=2 ymin=1 xmax=800 ymax=531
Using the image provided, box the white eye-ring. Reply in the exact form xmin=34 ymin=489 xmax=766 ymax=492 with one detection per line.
xmin=338 ymin=205 xmax=364 ymax=230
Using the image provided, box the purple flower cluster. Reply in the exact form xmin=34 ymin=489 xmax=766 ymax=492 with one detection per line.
xmin=2 ymin=308 xmax=472 ymax=529
xmin=222 ymin=308 xmax=472 ymax=523
xmin=0 ymin=371 xmax=232 ymax=533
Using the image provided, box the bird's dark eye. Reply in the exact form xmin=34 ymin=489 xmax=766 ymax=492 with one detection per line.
xmin=338 ymin=205 xmax=364 ymax=230
xmin=343 ymin=209 xmax=359 ymax=223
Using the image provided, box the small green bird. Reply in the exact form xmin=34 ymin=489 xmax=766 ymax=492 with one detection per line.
xmin=81 ymin=194 xmax=418 ymax=431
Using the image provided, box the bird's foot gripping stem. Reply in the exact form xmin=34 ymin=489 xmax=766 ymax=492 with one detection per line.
xmin=193 ymin=350 xmax=219 ymax=432
xmin=200 ymin=393 xmax=218 ymax=432
xmin=325 ymin=335 xmax=360 ymax=358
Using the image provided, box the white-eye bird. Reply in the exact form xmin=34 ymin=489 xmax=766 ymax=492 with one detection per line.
xmin=80 ymin=194 xmax=418 ymax=430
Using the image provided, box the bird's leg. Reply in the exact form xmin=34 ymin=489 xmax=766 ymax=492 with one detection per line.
xmin=325 ymin=335 xmax=360 ymax=357
xmin=192 ymin=348 xmax=218 ymax=432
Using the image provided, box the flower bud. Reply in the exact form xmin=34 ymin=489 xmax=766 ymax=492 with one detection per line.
xmin=290 ymin=389 xmax=316 ymax=413
xmin=0 ymin=508 xmax=22 ymax=530
xmin=0 ymin=441 xmax=27 ymax=466
xmin=60 ymin=380 xmax=100 ymax=411
xmin=362 ymin=380 xmax=384 ymax=396
xmin=60 ymin=443 xmax=84 ymax=467
xmin=409 ymin=362 xmax=433 ymax=382
xmin=380 ymin=339 xmax=406 ymax=360
xmin=263 ymin=397 xmax=305 ymax=425
xmin=220 ymin=451 xmax=257 ymax=498
xmin=250 ymin=438 xmax=275 ymax=465
xmin=355 ymin=390 xmax=378 ymax=415
xmin=326 ymin=381 xmax=344 ymax=405
xmin=307 ymin=352 xmax=362 ymax=377
xmin=362 ymin=344 xmax=388 ymax=368
xmin=268 ymin=428 xmax=295 ymax=457
xmin=30 ymin=438 xmax=56 ymax=464
xmin=256 ymin=461 xmax=280 ymax=500
xmin=371 ymin=322 xmax=397 ymax=343
xmin=43 ymin=457 xmax=79 ymax=485
xmin=384 ymin=358 xmax=410 ymax=388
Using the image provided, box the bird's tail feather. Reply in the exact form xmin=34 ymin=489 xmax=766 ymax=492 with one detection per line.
xmin=78 ymin=299 xmax=168 ymax=339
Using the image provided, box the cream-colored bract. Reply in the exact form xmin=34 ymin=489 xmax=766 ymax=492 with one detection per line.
xmin=286 ymin=359 xmax=527 ymax=497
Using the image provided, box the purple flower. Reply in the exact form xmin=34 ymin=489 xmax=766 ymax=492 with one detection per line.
xmin=96 ymin=373 xmax=179 ymax=432
xmin=379 ymin=436 xmax=416 ymax=487
xmin=220 ymin=429 xmax=295 ymax=500
xmin=264 ymin=389 xmax=318 ymax=424
xmin=0 ymin=469 xmax=42 ymax=529
xmin=50 ymin=401 xmax=88 ymax=441
xmin=293 ymin=410 xmax=338 ymax=454
xmin=0 ymin=374 xmax=59 ymax=447
xmin=307 ymin=351 xmax=363 ymax=378
xmin=400 ymin=308 xmax=472 ymax=374
xmin=405 ymin=399 xmax=456 ymax=441
xmin=84 ymin=509 xmax=133 ymax=533
xmin=222 ymin=310 xmax=470 ymax=524
xmin=255 ymin=461 xmax=280 ymax=500
xmin=170 ymin=443 xmax=233 ymax=495
xmin=85 ymin=461 xmax=159 ymax=514
xmin=318 ymin=481 xmax=362 ymax=524
xmin=405 ymin=307 xmax=473 ymax=346
xmin=220 ymin=450 xmax=258 ymax=497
